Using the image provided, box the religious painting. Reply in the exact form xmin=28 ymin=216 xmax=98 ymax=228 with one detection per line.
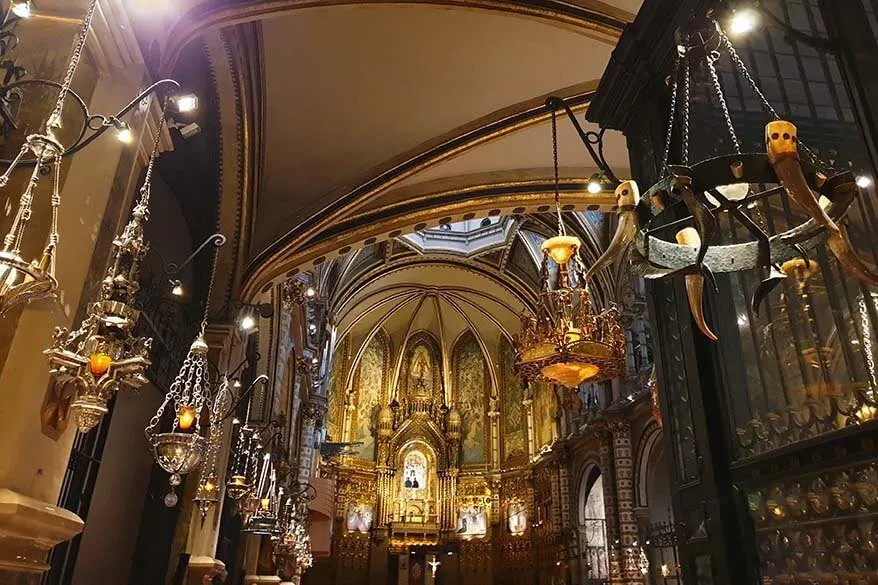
xmin=508 ymin=504 xmax=528 ymax=535
xmin=500 ymin=338 xmax=525 ymax=462
xmin=354 ymin=332 xmax=387 ymax=460
xmin=408 ymin=343 xmax=433 ymax=397
xmin=534 ymin=382 xmax=557 ymax=449
xmin=456 ymin=506 xmax=487 ymax=538
xmin=454 ymin=334 xmax=486 ymax=464
xmin=346 ymin=503 xmax=374 ymax=533
xmin=402 ymin=450 xmax=428 ymax=495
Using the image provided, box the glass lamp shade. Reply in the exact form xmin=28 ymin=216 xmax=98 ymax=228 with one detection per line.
xmin=152 ymin=432 xmax=206 ymax=475
xmin=541 ymin=235 xmax=582 ymax=266
xmin=540 ymin=361 xmax=600 ymax=389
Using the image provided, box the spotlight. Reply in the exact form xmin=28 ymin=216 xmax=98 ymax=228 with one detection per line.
xmin=232 ymin=417 xmax=241 ymax=425
xmin=856 ymin=175 xmax=873 ymax=189
xmin=170 ymin=280 xmax=184 ymax=297
xmin=116 ymin=123 xmax=134 ymax=144
xmin=311 ymin=357 xmax=319 ymax=364
xmin=587 ymin=181 xmax=603 ymax=194
xmin=179 ymin=122 xmax=202 ymax=140
xmin=729 ymin=8 xmax=758 ymax=35
xmin=239 ymin=314 xmax=256 ymax=332
xmin=10 ymin=1 xmax=31 ymax=18
xmin=174 ymin=94 xmax=199 ymax=113
xmin=306 ymin=286 xmax=316 ymax=297
xmin=233 ymin=379 xmax=242 ymax=389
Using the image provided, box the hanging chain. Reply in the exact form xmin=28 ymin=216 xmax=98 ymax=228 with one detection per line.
xmin=550 ymin=108 xmax=566 ymax=236
xmin=682 ymin=43 xmax=692 ymax=167
xmin=718 ymin=30 xmax=827 ymax=169
xmin=5 ymin=150 xmax=48 ymax=252
xmin=136 ymin=101 xmax=170 ymax=213
xmin=661 ymin=56 xmax=681 ymax=172
xmin=706 ymin=52 xmax=741 ymax=154
xmin=47 ymin=0 xmax=99 ymax=135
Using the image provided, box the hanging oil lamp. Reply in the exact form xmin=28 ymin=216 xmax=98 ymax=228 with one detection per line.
xmin=43 ymin=110 xmax=167 ymax=433
xmin=193 ymin=375 xmax=233 ymax=520
xmin=0 ymin=1 xmax=101 ymax=314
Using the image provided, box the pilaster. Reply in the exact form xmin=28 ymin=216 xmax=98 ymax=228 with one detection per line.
xmin=608 ymin=418 xmax=643 ymax=585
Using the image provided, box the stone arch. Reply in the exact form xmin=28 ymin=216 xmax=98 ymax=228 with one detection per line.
xmin=634 ymin=420 xmax=673 ymax=524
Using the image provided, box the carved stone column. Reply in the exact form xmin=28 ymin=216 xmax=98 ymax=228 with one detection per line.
xmin=595 ymin=425 xmax=622 ymax=583
xmin=608 ymin=418 xmax=643 ymax=585
xmin=298 ymin=393 xmax=327 ymax=485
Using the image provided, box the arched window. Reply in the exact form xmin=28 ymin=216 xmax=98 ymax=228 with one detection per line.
xmin=580 ymin=467 xmax=609 ymax=582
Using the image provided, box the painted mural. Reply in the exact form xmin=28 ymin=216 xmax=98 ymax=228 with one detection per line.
xmin=500 ymin=338 xmax=525 ymax=462
xmin=455 ymin=334 xmax=486 ymax=464
xmin=354 ymin=333 xmax=387 ymax=460
xmin=534 ymin=382 xmax=557 ymax=449
xmin=325 ymin=340 xmax=348 ymax=442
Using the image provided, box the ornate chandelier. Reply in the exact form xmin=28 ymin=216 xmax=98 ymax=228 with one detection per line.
xmin=0 ymin=1 xmax=99 ymax=314
xmin=43 ymin=113 xmax=168 ymax=433
xmin=514 ymin=109 xmax=626 ymax=389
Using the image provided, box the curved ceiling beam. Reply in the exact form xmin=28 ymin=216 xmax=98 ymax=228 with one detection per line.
xmin=159 ymin=1 xmax=632 ymax=75
xmin=245 ymin=178 xmax=616 ymax=298
xmin=249 ymin=83 xmax=599 ymax=285
xmin=441 ymin=291 xmax=517 ymax=343
xmin=340 ymin=291 xmax=423 ymax=396
xmin=441 ymin=294 xmax=500 ymax=399
xmin=336 ymin=281 xmax=527 ymax=327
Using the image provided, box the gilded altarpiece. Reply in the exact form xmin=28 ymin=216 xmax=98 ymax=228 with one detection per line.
xmin=534 ymin=383 xmax=558 ymax=451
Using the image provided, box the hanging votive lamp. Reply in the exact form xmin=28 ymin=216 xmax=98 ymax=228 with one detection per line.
xmin=145 ymin=331 xmax=211 ymax=507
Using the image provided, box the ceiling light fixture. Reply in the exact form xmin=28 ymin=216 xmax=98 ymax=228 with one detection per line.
xmin=10 ymin=1 xmax=31 ymax=18
xmin=856 ymin=175 xmax=873 ymax=189
xmin=170 ymin=279 xmax=184 ymax=297
xmin=174 ymin=94 xmax=199 ymax=113
xmin=729 ymin=8 xmax=758 ymax=35
xmin=514 ymin=106 xmax=625 ymax=389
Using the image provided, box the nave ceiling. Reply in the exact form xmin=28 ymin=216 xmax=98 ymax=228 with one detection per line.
xmin=128 ymin=0 xmax=642 ymax=299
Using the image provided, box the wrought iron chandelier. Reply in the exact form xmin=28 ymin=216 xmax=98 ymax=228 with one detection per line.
xmin=43 ymin=108 xmax=171 ymax=433
xmin=513 ymin=108 xmax=626 ymax=389
xmin=0 ymin=0 xmax=191 ymax=315
xmin=592 ymin=14 xmax=878 ymax=341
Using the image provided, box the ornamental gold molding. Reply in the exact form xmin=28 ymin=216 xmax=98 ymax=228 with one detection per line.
xmin=159 ymin=1 xmax=631 ymax=76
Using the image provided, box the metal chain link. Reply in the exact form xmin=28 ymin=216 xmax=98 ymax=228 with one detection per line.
xmin=48 ymin=0 xmax=99 ymax=133
xmin=719 ymin=30 xmax=827 ymax=169
xmin=661 ymin=56 xmax=681 ymax=172
xmin=136 ymin=101 xmax=170 ymax=214
xmin=682 ymin=45 xmax=692 ymax=167
xmin=551 ymin=108 xmax=566 ymax=236
xmin=707 ymin=52 xmax=741 ymax=154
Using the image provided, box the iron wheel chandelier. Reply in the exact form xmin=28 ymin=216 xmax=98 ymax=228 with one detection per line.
xmin=589 ymin=14 xmax=878 ymax=342
xmin=513 ymin=107 xmax=626 ymax=389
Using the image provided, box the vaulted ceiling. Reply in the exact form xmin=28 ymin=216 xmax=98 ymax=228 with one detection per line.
xmin=131 ymin=0 xmax=643 ymax=298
